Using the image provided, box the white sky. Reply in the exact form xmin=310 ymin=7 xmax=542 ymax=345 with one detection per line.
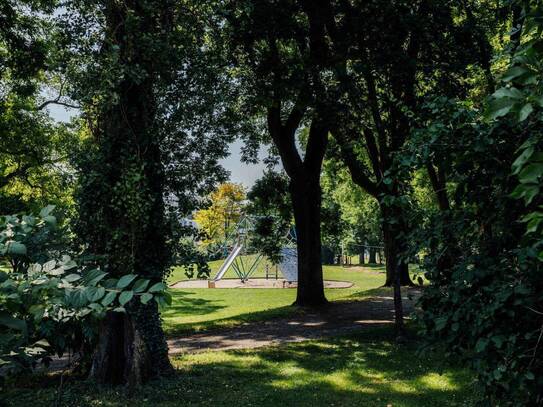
xmin=47 ymin=105 xmax=268 ymax=189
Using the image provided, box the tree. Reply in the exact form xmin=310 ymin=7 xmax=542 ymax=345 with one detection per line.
xmin=296 ymin=0 xmax=494 ymax=286
xmin=224 ymin=0 xmax=331 ymax=306
xmin=66 ymin=0 xmax=180 ymax=386
xmin=412 ymin=2 xmax=543 ymax=402
xmin=0 ymin=0 xmax=78 ymax=215
xmin=63 ymin=0 xmax=236 ymax=385
xmin=246 ymin=171 xmax=293 ymax=265
xmin=0 ymin=95 xmax=78 ymax=214
xmin=321 ymin=158 xmax=382 ymax=265
xmin=194 ymin=182 xmax=246 ymax=247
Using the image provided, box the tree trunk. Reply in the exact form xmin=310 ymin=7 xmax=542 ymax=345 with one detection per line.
xmin=368 ymin=248 xmax=377 ymax=264
xmin=290 ymin=177 xmax=327 ymax=306
xmin=89 ymin=301 xmax=173 ymax=388
xmin=358 ymin=246 xmax=365 ymax=264
xmin=78 ymin=0 xmax=175 ymax=386
xmin=381 ymin=204 xmax=413 ymax=287
xmin=393 ymin=263 xmax=406 ymax=340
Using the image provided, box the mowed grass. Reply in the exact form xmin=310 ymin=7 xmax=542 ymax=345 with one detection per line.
xmin=163 ymin=262 xmax=388 ymax=335
xmin=4 ymin=328 xmax=477 ymax=407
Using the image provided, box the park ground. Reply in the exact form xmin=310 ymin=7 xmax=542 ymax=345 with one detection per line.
xmin=3 ymin=264 xmax=478 ymax=406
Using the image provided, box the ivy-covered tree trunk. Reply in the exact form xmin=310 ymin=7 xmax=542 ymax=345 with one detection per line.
xmin=90 ymin=301 xmax=172 ymax=387
xmin=76 ymin=0 xmax=175 ymax=386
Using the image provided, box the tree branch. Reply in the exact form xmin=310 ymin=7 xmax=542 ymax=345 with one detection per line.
xmin=331 ymin=127 xmax=379 ymax=197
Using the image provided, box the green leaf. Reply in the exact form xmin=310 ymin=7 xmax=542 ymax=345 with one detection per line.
xmin=6 ymin=241 xmax=27 ymax=255
xmin=116 ymin=274 xmax=137 ymax=289
xmin=119 ymin=290 xmax=134 ymax=306
xmin=510 ymin=183 xmax=539 ymax=204
xmin=519 ymin=163 xmax=543 ymax=183
xmin=63 ymin=273 xmax=81 ymax=283
xmin=491 ymin=335 xmax=505 ymax=348
xmin=435 ymin=317 xmax=448 ymax=331
xmin=140 ymin=293 xmax=153 ymax=304
xmin=502 ymin=66 xmax=529 ymax=82
xmin=101 ymin=291 xmax=117 ymax=306
xmin=84 ymin=269 xmax=107 ymax=286
xmin=148 ymin=282 xmax=166 ymax=293
xmin=487 ymin=98 xmax=514 ymax=120
xmin=132 ymin=279 xmax=150 ymax=293
xmin=518 ymin=103 xmax=534 ymax=122
xmin=0 ymin=271 xmax=8 ymax=283
xmin=475 ymin=338 xmax=489 ymax=352
xmin=43 ymin=215 xmax=57 ymax=227
xmin=512 ymin=146 xmax=534 ymax=174
xmin=39 ymin=205 xmax=56 ymax=218
xmin=0 ymin=312 xmax=27 ymax=334
xmin=91 ymin=287 xmax=106 ymax=302
xmin=492 ymin=87 xmax=524 ymax=99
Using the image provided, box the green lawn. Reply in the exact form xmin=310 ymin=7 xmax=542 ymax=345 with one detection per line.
xmin=163 ymin=263 xmax=388 ymax=335
xmin=4 ymin=263 xmax=476 ymax=406
xmin=4 ymin=328 xmax=477 ymax=406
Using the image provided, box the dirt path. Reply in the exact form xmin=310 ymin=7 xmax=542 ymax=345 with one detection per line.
xmin=167 ymin=292 xmax=419 ymax=354
xmin=33 ymin=291 xmax=419 ymax=374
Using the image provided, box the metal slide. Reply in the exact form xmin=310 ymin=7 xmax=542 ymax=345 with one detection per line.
xmin=213 ymin=243 xmax=243 ymax=281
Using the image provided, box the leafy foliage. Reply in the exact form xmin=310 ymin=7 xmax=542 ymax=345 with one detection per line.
xmin=194 ymin=183 xmax=246 ymax=248
xmin=246 ymin=171 xmax=293 ymax=264
xmin=0 ymin=209 xmax=169 ymax=379
xmin=411 ymin=4 xmax=543 ymax=397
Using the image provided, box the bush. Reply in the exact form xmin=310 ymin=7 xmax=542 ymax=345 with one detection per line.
xmin=0 ymin=208 xmax=170 ymax=378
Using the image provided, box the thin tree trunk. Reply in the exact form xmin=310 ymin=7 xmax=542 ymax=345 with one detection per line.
xmin=381 ymin=204 xmax=413 ymax=287
xmin=359 ymin=246 xmax=365 ymax=264
xmin=368 ymin=248 xmax=377 ymax=264
xmin=393 ymin=263 xmax=406 ymax=340
xmin=290 ymin=177 xmax=327 ymax=306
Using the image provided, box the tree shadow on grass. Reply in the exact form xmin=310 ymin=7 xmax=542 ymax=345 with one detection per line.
xmin=3 ymin=327 xmax=476 ymax=407
xmin=164 ymin=304 xmax=300 ymax=336
xmin=161 ymin=290 xmax=227 ymax=318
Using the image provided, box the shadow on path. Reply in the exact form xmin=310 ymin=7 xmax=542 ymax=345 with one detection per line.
xmin=168 ymin=291 xmax=420 ymax=354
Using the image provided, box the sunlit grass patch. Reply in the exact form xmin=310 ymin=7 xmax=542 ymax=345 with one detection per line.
xmin=163 ymin=264 xmax=388 ymax=335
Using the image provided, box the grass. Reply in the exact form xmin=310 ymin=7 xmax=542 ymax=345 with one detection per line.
xmin=4 ymin=262 xmax=474 ymax=406
xmin=162 ymin=263 xmax=388 ymax=335
xmin=3 ymin=328 xmax=477 ymax=406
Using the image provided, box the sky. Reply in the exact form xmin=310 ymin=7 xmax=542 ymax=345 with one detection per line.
xmin=47 ymin=105 xmax=268 ymax=189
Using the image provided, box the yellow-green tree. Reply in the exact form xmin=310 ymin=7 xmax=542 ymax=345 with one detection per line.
xmin=194 ymin=182 xmax=246 ymax=246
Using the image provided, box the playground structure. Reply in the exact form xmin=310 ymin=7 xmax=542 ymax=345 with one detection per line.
xmin=208 ymin=216 xmax=298 ymax=288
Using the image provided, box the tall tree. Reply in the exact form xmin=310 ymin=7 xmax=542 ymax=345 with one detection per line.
xmin=63 ymin=0 xmax=235 ymax=385
xmin=64 ymin=0 xmax=179 ymax=386
xmin=225 ymin=0 xmax=330 ymax=306
xmin=299 ymin=0 xmax=491 ymax=286
xmin=0 ymin=0 xmax=78 ymax=214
